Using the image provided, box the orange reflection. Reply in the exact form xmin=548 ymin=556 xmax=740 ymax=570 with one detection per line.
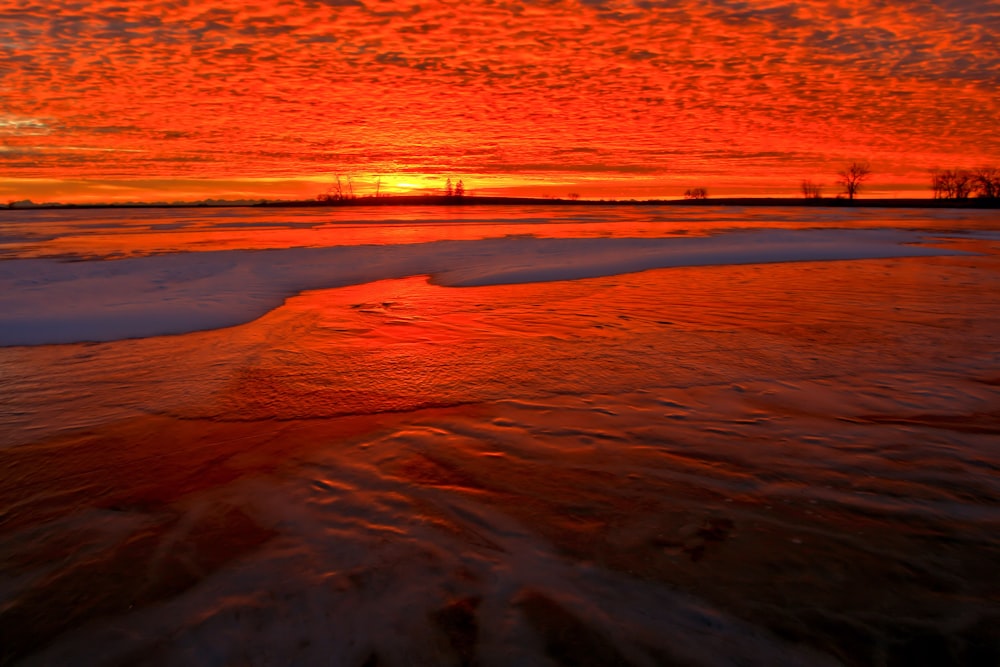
xmin=2 ymin=243 xmax=998 ymax=663
xmin=8 ymin=204 xmax=999 ymax=260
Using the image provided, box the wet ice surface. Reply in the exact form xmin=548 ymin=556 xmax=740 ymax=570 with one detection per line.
xmin=0 ymin=228 xmax=971 ymax=345
xmin=3 ymin=203 xmax=1000 ymax=260
xmin=1 ymin=209 xmax=1000 ymax=666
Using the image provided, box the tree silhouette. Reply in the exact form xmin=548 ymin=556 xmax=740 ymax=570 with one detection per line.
xmin=930 ymin=169 xmax=953 ymax=199
xmin=454 ymin=179 xmax=465 ymax=198
xmin=837 ymin=162 xmax=872 ymax=200
xmin=801 ymin=180 xmax=823 ymax=199
xmin=952 ymin=170 xmax=973 ymax=199
xmin=973 ymin=167 xmax=1000 ymax=199
xmin=683 ymin=187 xmax=708 ymax=200
xmin=445 ymin=177 xmax=453 ymax=197
xmin=934 ymin=169 xmax=970 ymax=199
xmin=933 ymin=167 xmax=999 ymax=199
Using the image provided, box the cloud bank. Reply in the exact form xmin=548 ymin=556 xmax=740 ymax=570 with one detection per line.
xmin=1 ymin=1 xmax=998 ymax=198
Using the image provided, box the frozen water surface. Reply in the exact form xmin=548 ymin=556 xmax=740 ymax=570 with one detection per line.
xmin=1 ymin=205 xmax=999 ymax=666
xmin=0 ymin=228 xmax=973 ymax=346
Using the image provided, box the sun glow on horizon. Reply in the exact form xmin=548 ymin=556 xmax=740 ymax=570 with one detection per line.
xmin=1 ymin=1 xmax=997 ymax=203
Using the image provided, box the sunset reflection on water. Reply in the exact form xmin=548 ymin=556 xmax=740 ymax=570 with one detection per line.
xmin=1 ymin=210 xmax=999 ymax=666
xmin=5 ymin=204 xmax=1000 ymax=260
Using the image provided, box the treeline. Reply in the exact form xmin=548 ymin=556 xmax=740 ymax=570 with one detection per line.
xmin=931 ymin=167 xmax=999 ymax=200
xmin=316 ymin=175 xmax=468 ymax=202
xmin=801 ymin=161 xmax=872 ymax=200
xmin=316 ymin=175 xmax=357 ymax=202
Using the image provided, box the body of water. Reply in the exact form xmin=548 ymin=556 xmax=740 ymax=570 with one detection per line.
xmin=1 ymin=205 xmax=999 ymax=666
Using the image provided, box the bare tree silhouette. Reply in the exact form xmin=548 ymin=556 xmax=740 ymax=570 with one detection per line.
xmin=930 ymin=169 xmax=952 ymax=199
xmin=952 ymin=170 xmax=973 ymax=199
xmin=973 ymin=167 xmax=1000 ymax=199
xmin=934 ymin=167 xmax=998 ymax=200
xmin=315 ymin=173 xmax=359 ymax=202
xmin=801 ymin=180 xmax=823 ymax=199
xmin=317 ymin=175 xmax=343 ymax=202
xmin=684 ymin=187 xmax=708 ymax=200
xmin=837 ymin=162 xmax=871 ymax=200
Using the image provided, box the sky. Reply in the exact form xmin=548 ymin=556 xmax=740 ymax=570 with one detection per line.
xmin=1 ymin=0 xmax=998 ymax=202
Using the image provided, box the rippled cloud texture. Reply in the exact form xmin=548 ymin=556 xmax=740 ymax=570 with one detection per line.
xmin=2 ymin=0 xmax=998 ymax=200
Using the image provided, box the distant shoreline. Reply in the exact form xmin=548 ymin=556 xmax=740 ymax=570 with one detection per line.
xmin=3 ymin=195 xmax=999 ymax=211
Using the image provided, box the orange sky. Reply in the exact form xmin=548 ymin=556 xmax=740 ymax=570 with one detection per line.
xmin=1 ymin=0 xmax=998 ymax=202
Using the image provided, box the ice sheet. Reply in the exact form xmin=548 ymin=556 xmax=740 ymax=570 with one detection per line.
xmin=2 ymin=242 xmax=999 ymax=666
xmin=0 ymin=228 xmax=968 ymax=346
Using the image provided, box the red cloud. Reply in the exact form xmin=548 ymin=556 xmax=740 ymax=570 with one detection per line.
xmin=1 ymin=0 xmax=997 ymax=199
